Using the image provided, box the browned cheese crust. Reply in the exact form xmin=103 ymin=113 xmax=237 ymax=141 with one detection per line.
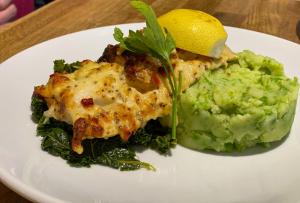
xmin=35 ymin=45 xmax=236 ymax=154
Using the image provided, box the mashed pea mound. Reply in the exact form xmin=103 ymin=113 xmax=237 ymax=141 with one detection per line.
xmin=177 ymin=50 xmax=299 ymax=152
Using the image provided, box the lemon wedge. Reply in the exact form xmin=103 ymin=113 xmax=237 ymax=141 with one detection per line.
xmin=158 ymin=9 xmax=227 ymax=58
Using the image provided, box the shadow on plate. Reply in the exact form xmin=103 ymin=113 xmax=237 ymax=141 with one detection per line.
xmin=133 ymin=145 xmax=173 ymax=157
xmin=180 ymin=132 xmax=290 ymax=157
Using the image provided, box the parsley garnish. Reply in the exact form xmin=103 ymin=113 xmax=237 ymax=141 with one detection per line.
xmin=114 ymin=0 xmax=181 ymax=140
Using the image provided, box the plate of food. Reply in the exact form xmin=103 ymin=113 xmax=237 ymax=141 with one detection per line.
xmin=0 ymin=1 xmax=299 ymax=203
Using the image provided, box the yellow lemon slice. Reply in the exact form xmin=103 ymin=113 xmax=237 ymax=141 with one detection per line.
xmin=158 ymin=9 xmax=227 ymax=58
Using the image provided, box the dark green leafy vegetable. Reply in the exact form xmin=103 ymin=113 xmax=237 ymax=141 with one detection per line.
xmin=31 ymin=95 xmax=48 ymax=123
xmin=36 ymin=116 xmax=155 ymax=170
xmin=114 ymin=0 xmax=181 ymax=141
xmin=151 ymin=135 xmax=175 ymax=154
xmin=129 ymin=120 xmax=175 ymax=153
xmin=31 ymin=97 xmax=171 ymax=171
xmin=53 ymin=59 xmax=81 ymax=73
xmin=30 ymin=2 xmax=176 ymax=171
xmin=92 ymin=140 xmax=154 ymax=171
xmin=37 ymin=117 xmax=72 ymax=158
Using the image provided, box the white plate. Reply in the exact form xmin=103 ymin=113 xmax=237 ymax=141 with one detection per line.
xmin=1 ymin=23 xmax=300 ymax=203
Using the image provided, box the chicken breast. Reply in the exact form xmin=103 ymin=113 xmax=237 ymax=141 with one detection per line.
xmin=34 ymin=45 xmax=236 ymax=154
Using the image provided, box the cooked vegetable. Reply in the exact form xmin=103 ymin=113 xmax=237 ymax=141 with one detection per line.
xmin=53 ymin=59 xmax=81 ymax=73
xmin=177 ymin=50 xmax=299 ymax=151
xmin=35 ymin=59 xmax=173 ymax=154
xmin=31 ymin=95 xmax=48 ymax=123
xmin=129 ymin=120 xmax=175 ymax=153
xmin=31 ymin=92 xmax=173 ymax=170
xmin=30 ymin=1 xmax=299 ymax=173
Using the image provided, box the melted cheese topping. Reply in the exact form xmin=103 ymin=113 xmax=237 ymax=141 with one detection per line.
xmin=35 ymin=61 xmax=171 ymax=154
xmin=35 ymin=46 xmax=236 ymax=154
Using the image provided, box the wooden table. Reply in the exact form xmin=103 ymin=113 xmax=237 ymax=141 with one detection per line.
xmin=0 ymin=0 xmax=299 ymax=201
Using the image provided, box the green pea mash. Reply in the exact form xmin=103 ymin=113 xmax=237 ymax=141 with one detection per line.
xmin=178 ymin=50 xmax=299 ymax=152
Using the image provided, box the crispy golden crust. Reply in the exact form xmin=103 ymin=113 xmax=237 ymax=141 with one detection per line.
xmin=35 ymin=46 xmax=236 ymax=154
xmin=35 ymin=61 xmax=171 ymax=154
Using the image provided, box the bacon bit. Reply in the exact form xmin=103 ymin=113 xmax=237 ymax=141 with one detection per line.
xmin=151 ymin=72 xmax=161 ymax=86
xmin=81 ymin=98 xmax=94 ymax=107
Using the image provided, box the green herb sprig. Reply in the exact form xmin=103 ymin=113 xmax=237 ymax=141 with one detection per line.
xmin=114 ymin=0 xmax=181 ymax=140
